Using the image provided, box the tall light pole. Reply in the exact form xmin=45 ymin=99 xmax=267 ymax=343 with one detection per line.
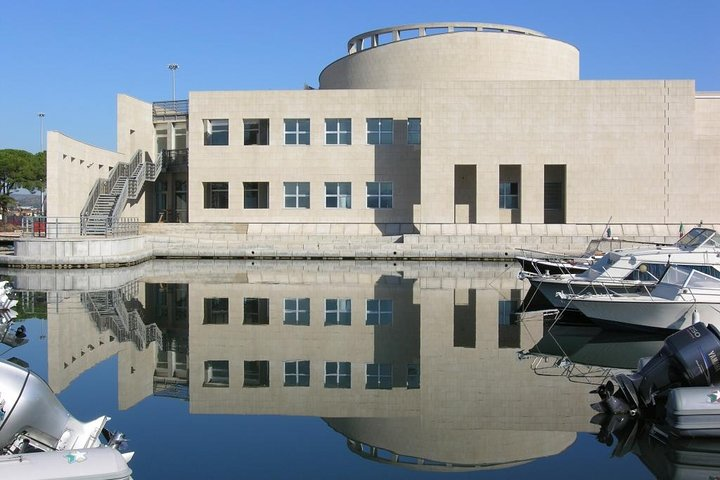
xmin=38 ymin=112 xmax=45 ymax=152
xmin=168 ymin=64 xmax=179 ymax=102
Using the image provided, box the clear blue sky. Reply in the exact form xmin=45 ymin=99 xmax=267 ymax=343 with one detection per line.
xmin=1 ymin=0 xmax=718 ymax=154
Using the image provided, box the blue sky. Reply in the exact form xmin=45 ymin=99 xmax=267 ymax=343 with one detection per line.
xmin=1 ymin=0 xmax=718 ymax=154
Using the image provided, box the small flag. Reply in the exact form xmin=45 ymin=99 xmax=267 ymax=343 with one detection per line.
xmin=606 ymin=227 xmax=612 ymax=238
xmin=679 ymin=222 xmax=684 ymax=237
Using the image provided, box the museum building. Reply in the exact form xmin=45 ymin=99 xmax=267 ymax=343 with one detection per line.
xmin=46 ymin=23 xmax=720 ymax=235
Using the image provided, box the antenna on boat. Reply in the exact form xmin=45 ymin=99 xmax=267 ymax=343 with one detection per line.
xmin=602 ymin=216 xmax=613 ymax=239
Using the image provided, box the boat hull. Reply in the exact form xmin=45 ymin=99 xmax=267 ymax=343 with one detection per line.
xmin=574 ymin=297 xmax=720 ymax=332
xmin=528 ymin=276 xmax=645 ymax=310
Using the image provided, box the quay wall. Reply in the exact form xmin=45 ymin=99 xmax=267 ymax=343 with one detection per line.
xmin=1 ymin=222 xmax=702 ymax=268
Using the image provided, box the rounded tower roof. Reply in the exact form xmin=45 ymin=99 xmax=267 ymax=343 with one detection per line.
xmin=319 ymin=23 xmax=579 ymax=89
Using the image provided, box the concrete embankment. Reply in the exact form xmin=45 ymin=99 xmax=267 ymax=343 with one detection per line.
xmin=0 ymin=222 xmax=699 ymax=269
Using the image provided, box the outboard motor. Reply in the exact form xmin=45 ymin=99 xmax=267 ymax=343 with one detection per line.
xmin=593 ymin=323 xmax=720 ymax=416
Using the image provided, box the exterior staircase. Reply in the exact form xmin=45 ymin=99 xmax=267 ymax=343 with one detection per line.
xmin=80 ymin=149 xmax=163 ymax=236
xmin=81 ymin=282 xmax=163 ymax=351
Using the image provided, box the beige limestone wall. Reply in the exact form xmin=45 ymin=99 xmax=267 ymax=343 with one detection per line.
xmin=46 ymin=132 xmax=125 ymax=219
xmin=418 ymin=79 xmax=713 ymax=224
xmin=320 ymin=30 xmax=579 ymax=89
xmin=187 ymin=89 xmax=421 ymax=224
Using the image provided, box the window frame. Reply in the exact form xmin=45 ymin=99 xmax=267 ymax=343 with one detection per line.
xmin=325 ymin=182 xmax=352 ymax=209
xmin=203 ymin=119 xmax=229 ymax=146
xmin=284 ymin=182 xmax=310 ymax=209
xmin=325 ymin=361 xmax=351 ymax=388
xmin=284 ymin=360 xmax=310 ymax=387
xmin=203 ymin=297 xmax=229 ymax=325
xmin=325 ymin=298 xmax=351 ymax=326
xmin=366 ymin=118 xmax=393 ymax=145
xmin=366 ymin=299 xmax=393 ymax=326
xmin=366 ymin=363 xmax=392 ymax=390
xmin=499 ymin=182 xmax=519 ymax=209
xmin=204 ymin=182 xmax=229 ymax=209
xmin=325 ymin=118 xmax=352 ymax=145
xmin=366 ymin=181 xmax=393 ymax=209
xmin=284 ymin=118 xmax=310 ymax=145
xmin=284 ymin=298 xmax=310 ymax=325
xmin=407 ymin=118 xmax=421 ymax=145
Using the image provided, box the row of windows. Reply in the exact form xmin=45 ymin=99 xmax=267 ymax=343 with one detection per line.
xmin=204 ymin=181 xmax=393 ymax=210
xmin=203 ymin=118 xmax=421 ymax=146
xmin=204 ymin=298 xmax=393 ymax=326
xmin=204 ymin=360 xmax=420 ymax=390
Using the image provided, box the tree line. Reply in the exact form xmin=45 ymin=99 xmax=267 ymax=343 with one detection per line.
xmin=0 ymin=149 xmax=46 ymax=219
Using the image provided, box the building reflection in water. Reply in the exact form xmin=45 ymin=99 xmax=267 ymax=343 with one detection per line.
xmin=7 ymin=260 xmax=612 ymax=471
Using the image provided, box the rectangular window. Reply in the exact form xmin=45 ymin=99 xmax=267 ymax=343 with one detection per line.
xmin=366 ymin=299 xmax=393 ymax=325
xmin=284 ymin=119 xmax=310 ymax=145
xmin=407 ymin=364 xmax=420 ymax=389
xmin=243 ymin=360 xmax=269 ymax=387
xmin=366 ymin=363 xmax=392 ymax=389
xmin=243 ymin=182 xmax=269 ymax=209
xmin=325 ymin=182 xmax=351 ymax=209
xmin=325 ymin=361 xmax=351 ymax=388
xmin=203 ymin=298 xmax=229 ymax=325
xmin=243 ymin=298 xmax=269 ymax=325
xmin=284 ymin=298 xmax=310 ymax=325
xmin=325 ymin=299 xmax=351 ymax=325
xmin=244 ymin=119 xmax=269 ymax=145
xmin=203 ymin=182 xmax=228 ymax=209
xmin=407 ymin=118 xmax=421 ymax=144
xmin=284 ymin=182 xmax=310 ymax=208
xmin=325 ymin=118 xmax=351 ymax=145
xmin=203 ymin=360 xmax=229 ymax=387
xmin=366 ymin=118 xmax=393 ymax=145
xmin=284 ymin=360 xmax=310 ymax=387
xmin=499 ymin=182 xmax=519 ymax=209
xmin=203 ymin=119 xmax=229 ymax=146
xmin=366 ymin=182 xmax=393 ymax=209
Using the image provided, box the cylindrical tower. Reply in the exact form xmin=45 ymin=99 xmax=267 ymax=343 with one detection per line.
xmin=319 ymin=23 xmax=579 ymax=89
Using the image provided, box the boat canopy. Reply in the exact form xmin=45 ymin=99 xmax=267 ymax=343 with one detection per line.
xmin=675 ymin=228 xmax=720 ymax=250
xmin=654 ymin=266 xmax=720 ymax=296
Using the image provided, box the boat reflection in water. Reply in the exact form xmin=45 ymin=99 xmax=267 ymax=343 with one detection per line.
xmin=1 ymin=259 xmax=678 ymax=474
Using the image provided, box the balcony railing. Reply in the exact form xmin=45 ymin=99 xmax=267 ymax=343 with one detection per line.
xmin=153 ymin=100 xmax=188 ymax=120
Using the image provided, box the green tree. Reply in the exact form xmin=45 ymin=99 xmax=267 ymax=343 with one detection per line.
xmin=0 ymin=149 xmax=47 ymax=220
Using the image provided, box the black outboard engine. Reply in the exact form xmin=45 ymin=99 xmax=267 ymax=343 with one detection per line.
xmin=593 ymin=323 xmax=720 ymax=416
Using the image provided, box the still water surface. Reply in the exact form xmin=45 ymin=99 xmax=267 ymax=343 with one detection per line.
xmin=0 ymin=260 xmax=677 ymax=478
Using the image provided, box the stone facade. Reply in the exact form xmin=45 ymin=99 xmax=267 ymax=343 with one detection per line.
xmin=45 ymin=23 xmax=720 ymax=232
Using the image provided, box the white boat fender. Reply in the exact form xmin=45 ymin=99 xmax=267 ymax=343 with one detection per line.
xmin=693 ymin=310 xmax=700 ymax=324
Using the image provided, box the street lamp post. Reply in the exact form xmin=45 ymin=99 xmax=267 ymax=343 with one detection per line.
xmin=168 ymin=64 xmax=179 ymax=102
xmin=38 ymin=112 xmax=45 ymax=152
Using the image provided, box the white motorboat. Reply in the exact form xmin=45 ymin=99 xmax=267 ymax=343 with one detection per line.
xmin=0 ymin=359 xmax=133 ymax=479
xmin=528 ymin=227 xmax=720 ymax=310
xmin=565 ymin=266 xmax=720 ymax=332
xmin=515 ymin=237 xmax=625 ymax=277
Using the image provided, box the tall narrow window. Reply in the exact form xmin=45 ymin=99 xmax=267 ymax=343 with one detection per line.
xmin=284 ymin=360 xmax=310 ymax=387
xmin=203 ymin=182 xmax=228 ymax=209
xmin=243 ymin=182 xmax=269 ymax=209
xmin=325 ymin=362 xmax=351 ymax=388
xmin=284 ymin=119 xmax=310 ymax=145
xmin=366 ymin=299 xmax=393 ymax=325
xmin=325 ymin=182 xmax=351 ymax=208
xmin=366 ymin=363 xmax=392 ymax=389
xmin=499 ymin=182 xmax=519 ymax=209
xmin=325 ymin=118 xmax=351 ymax=145
xmin=325 ymin=299 xmax=351 ymax=325
xmin=367 ymin=118 xmax=393 ymax=145
xmin=284 ymin=182 xmax=310 ymax=208
xmin=366 ymin=182 xmax=393 ymax=209
xmin=407 ymin=118 xmax=421 ymax=144
xmin=244 ymin=119 xmax=269 ymax=145
xmin=203 ymin=119 xmax=229 ymax=146
xmin=284 ymin=298 xmax=310 ymax=325
xmin=407 ymin=364 xmax=420 ymax=389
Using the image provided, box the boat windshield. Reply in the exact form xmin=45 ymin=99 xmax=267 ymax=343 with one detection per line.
xmin=674 ymin=228 xmax=720 ymax=250
xmin=659 ymin=266 xmax=720 ymax=289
